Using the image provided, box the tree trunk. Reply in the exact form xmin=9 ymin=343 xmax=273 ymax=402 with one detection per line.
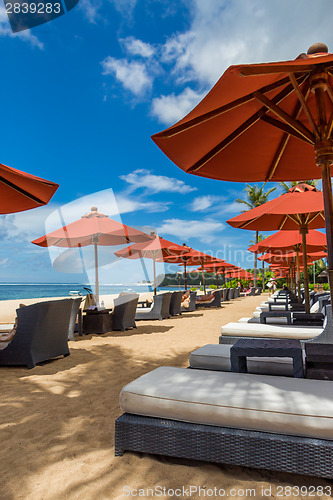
xmin=254 ymin=231 xmax=258 ymax=287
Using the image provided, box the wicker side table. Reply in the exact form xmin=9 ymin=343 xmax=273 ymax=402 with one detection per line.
xmin=83 ymin=309 xmax=112 ymax=334
xmin=231 ymin=338 xmax=304 ymax=378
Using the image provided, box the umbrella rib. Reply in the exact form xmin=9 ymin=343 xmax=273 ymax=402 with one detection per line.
xmin=265 ymin=84 xmax=311 ymax=181
xmin=260 ymin=115 xmax=314 ymax=144
xmin=0 ymin=175 xmax=46 ymax=205
xmin=278 ymin=215 xmax=289 ymax=230
xmin=253 ymin=91 xmax=314 ymax=143
xmin=238 ymin=60 xmax=333 ymax=76
xmin=289 ymin=73 xmax=320 ymax=140
xmin=154 ymin=76 xmax=295 ymax=139
xmin=188 ymin=80 xmax=302 ymax=173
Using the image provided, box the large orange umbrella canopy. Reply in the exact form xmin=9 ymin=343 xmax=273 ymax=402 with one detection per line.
xmin=32 ymin=207 xmax=150 ymax=248
xmin=152 ymin=43 xmax=333 ymax=318
xmin=32 ymin=207 xmax=150 ymax=303
xmin=227 ymin=189 xmax=325 ymax=231
xmin=248 ymin=229 xmax=327 ymax=254
xmin=114 ymin=234 xmax=189 ymax=294
xmin=151 ymin=47 xmax=333 ymax=183
xmin=258 ymin=251 xmax=327 ymax=265
xmin=0 ymin=162 xmax=58 ymax=214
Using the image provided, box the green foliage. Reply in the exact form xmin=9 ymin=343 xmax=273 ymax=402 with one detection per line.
xmin=190 ymin=287 xmax=197 ymax=291
xmin=235 ymin=184 xmax=277 ymax=211
xmin=209 ymin=284 xmax=217 ymax=289
xmin=323 ymin=283 xmax=330 ymax=290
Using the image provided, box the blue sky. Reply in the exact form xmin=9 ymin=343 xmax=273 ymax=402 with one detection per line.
xmin=0 ymin=0 xmax=331 ymax=284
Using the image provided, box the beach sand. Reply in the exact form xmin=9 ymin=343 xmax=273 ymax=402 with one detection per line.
xmin=1 ymin=293 xmax=332 ymax=500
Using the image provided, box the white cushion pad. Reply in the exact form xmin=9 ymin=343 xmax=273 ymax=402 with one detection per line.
xmin=221 ymin=322 xmax=323 ymax=339
xmin=120 ymin=366 xmax=333 ymax=440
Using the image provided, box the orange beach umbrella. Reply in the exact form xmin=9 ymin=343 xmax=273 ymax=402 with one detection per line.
xmin=0 ymin=161 xmax=58 ymax=214
xmin=32 ymin=206 xmax=150 ymax=304
xmin=115 ymin=234 xmax=189 ymax=294
xmin=152 ymin=43 xmax=333 ymax=321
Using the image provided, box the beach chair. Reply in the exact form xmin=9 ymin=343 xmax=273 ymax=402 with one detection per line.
xmin=135 ymin=292 xmax=172 ymax=321
xmin=219 ymin=305 xmax=333 ymax=345
xmin=115 ymin=367 xmax=333 ymax=479
xmin=229 ymin=288 xmax=235 ymax=300
xmin=169 ymin=291 xmax=183 ymax=316
xmin=181 ymin=291 xmax=197 ymax=312
xmin=113 ymin=293 xmax=139 ymax=331
xmin=196 ymin=289 xmax=222 ymax=308
xmin=0 ymin=299 xmax=74 ymax=368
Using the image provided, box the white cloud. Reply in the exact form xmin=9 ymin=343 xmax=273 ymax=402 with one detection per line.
xmin=189 ymin=196 xmax=243 ymax=215
xmin=101 ymin=57 xmax=153 ymax=96
xmin=120 ymin=169 xmax=197 ymax=194
xmin=0 ymin=5 xmax=43 ymax=49
xmin=116 ymin=195 xmax=171 ymax=214
xmin=79 ymin=0 xmax=102 ymax=23
xmin=121 ymin=37 xmax=155 ymax=58
xmin=157 ymin=217 xmax=225 ymax=243
xmin=151 ymin=87 xmax=205 ymax=125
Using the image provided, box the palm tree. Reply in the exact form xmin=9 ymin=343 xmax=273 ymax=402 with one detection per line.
xmin=279 ymin=180 xmax=318 ymax=193
xmin=236 ymin=184 xmax=276 ymax=287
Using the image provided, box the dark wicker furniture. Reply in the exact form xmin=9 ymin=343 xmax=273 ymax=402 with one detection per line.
xmin=0 ymin=298 xmax=74 ymax=369
xmin=306 ymin=343 xmax=333 ymax=381
xmin=169 ymin=291 xmax=183 ymax=316
xmin=113 ymin=294 xmax=139 ymax=331
xmin=115 ymin=413 xmax=333 ymax=479
xmin=230 ymin=339 xmax=304 ymax=378
xmin=83 ymin=309 xmax=112 ymax=334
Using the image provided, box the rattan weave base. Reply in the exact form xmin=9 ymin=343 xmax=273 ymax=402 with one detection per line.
xmin=115 ymin=413 xmax=333 ymax=479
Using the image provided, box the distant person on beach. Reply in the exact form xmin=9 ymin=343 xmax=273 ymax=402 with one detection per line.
xmin=181 ymin=290 xmax=190 ymax=308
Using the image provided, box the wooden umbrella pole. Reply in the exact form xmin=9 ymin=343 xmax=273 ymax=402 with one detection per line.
xmin=262 ymin=258 xmax=265 ymax=292
xmin=153 ymin=258 xmax=157 ymax=295
xmin=296 ymin=248 xmax=302 ymax=303
xmin=184 ymin=260 xmax=187 ymax=290
xmin=300 ymin=226 xmax=310 ymax=313
xmin=201 ymin=263 xmax=206 ymax=294
xmin=320 ymin=160 xmax=333 ymax=307
xmin=216 ymin=272 xmax=219 ymax=287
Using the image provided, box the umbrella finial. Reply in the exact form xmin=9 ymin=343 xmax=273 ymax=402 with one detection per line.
xmin=307 ymin=43 xmax=328 ymax=55
xmin=91 ymin=206 xmax=98 ymax=212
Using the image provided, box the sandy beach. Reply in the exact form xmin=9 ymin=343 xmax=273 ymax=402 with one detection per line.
xmin=1 ymin=293 xmax=332 ymax=500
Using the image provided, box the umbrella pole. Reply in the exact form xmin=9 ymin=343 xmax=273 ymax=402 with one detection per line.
xmin=296 ymin=248 xmax=302 ymax=303
xmin=216 ymin=272 xmax=219 ymax=287
xmin=262 ymin=259 xmax=265 ymax=292
xmin=184 ymin=261 xmax=187 ymax=290
xmin=201 ymin=264 xmax=206 ymax=294
xmin=153 ymin=258 xmax=157 ymax=295
xmin=300 ymin=226 xmax=310 ymax=313
xmin=320 ymin=161 xmax=333 ymax=309
xmin=94 ymin=241 xmax=99 ymax=306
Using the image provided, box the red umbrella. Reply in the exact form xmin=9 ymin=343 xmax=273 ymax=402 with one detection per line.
xmin=248 ymin=228 xmax=327 ymax=300
xmin=165 ymin=249 xmax=218 ymax=292
xmin=0 ymin=161 xmax=58 ymax=214
xmin=115 ymin=233 xmax=189 ymax=294
xmin=32 ymin=206 xmax=150 ymax=304
xmin=227 ymin=184 xmax=325 ymax=312
xmin=152 ymin=43 xmax=333 ymax=321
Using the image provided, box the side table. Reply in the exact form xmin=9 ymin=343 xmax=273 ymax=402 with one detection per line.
xmin=230 ymin=338 xmax=304 ymax=378
xmin=305 ymin=343 xmax=333 ymax=380
xmin=83 ymin=309 xmax=112 ymax=334
xmin=260 ymin=310 xmax=292 ymax=324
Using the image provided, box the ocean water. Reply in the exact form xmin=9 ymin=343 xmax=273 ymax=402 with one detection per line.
xmin=0 ymin=283 xmax=179 ymax=301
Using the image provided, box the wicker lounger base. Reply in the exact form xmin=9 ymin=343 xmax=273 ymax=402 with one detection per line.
xmin=115 ymin=413 xmax=333 ymax=479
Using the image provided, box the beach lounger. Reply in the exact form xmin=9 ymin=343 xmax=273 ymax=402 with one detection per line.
xmin=169 ymin=291 xmax=183 ymax=316
xmin=181 ymin=291 xmax=197 ymax=312
xmin=68 ymin=297 xmax=83 ymax=340
xmin=0 ymin=298 xmax=74 ymax=368
xmin=195 ymin=289 xmax=222 ymax=308
xmin=135 ymin=292 xmax=172 ymax=321
xmin=219 ymin=305 xmax=333 ymax=345
xmin=229 ymin=287 xmax=235 ymax=300
xmin=113 ymin=293 xmax=139 ymax=331
xmin=115 ymin=367 xmax=333 ymax=479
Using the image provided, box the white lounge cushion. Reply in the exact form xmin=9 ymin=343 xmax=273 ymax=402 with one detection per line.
xmin=120 ymin=366 xmax=333 ymax=440
xmin=189 ymin=344 xmax=298 ymax=376
xmin=221 ymin=322 xmax=323 ymax=340
xmin=310 ymin=301 xmax=320 ymax=313
xmin=239 ymin=316 xmax=290 ymax=324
